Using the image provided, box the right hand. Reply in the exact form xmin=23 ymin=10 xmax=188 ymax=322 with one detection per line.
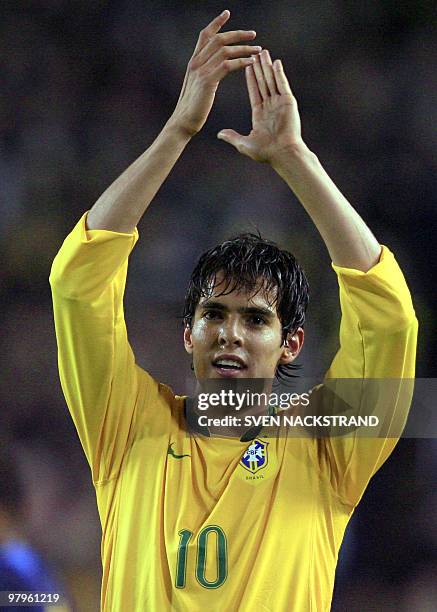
xmin=171 ymin=10 xmax=261 ymax=137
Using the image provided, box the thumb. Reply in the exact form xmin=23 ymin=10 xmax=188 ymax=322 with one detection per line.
xmin=217 ymin=129 xmax=247 ymax=152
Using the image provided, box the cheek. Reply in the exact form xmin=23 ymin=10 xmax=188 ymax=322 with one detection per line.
xmin=253 ymin=329 xmax=284 ymax=363
xmin=258 ymin=326 xmax=282 ymax=347
xmin=191 ymin=320 xmax=213 ymax=348
xmin=190 ymin=322 xmax=215 ymax=376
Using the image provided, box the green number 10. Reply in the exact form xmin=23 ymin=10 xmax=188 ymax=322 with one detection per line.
xmin=176 ymin=525 xmax=228 ymax=589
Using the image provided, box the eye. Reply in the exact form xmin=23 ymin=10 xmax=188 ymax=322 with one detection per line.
xmin=203 ymin=309 xmax=222 ymax=320
xmin=248 ymin=315 xmax=266 ymax=326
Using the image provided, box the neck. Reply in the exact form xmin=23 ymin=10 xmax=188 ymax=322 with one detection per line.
xmin=189 ymin=381 xmax=276 ymax=439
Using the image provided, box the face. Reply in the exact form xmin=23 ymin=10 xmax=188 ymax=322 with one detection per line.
xmin=184 ymin=272 xmax=304 ymax=379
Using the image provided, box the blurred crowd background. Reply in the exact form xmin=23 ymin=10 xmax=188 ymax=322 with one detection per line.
xmin=1 ymin=1 xmax=436 ymax=610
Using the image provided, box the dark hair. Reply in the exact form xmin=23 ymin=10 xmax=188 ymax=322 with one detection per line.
xmin=183 ymin=232 xmax=309 ymax=380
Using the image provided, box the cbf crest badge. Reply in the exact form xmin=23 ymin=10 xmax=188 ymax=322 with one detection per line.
xmin=240 ymin=439 xmax=269 ymax=474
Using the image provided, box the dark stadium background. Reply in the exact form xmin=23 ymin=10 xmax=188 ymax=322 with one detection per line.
xmin=1 ymin=1 xmax=436 ymax=609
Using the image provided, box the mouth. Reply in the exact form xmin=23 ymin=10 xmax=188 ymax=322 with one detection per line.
xmin=212 ymin=355 xmax=248 ymax=377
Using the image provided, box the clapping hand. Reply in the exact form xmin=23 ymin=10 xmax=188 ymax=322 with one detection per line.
xmin=217 ymin=50 xmax=304 ymax=165
xmin=172 ymin=10 xmax=261 ymax=137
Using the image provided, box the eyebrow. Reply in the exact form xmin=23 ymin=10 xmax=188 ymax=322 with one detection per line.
xmin=199 ymin=300 xmax=276 ymax=319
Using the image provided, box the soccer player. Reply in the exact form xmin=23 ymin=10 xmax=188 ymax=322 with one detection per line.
xmin=50 ymin=10 xmax=417 ymax=611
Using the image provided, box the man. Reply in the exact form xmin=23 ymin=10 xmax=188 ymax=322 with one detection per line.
xmin=50 ymin=10 xmax=417 ymax=611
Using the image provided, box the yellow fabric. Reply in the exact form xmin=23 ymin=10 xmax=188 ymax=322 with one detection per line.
xmin=50 ymin=213 xmax=417 ymax=611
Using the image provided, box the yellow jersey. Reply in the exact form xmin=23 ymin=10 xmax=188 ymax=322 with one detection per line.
xmin=50 ymin=213 xmax=417 ymax=611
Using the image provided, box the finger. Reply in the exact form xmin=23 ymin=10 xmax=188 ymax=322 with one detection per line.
xmin=217 ymin=29 xmax=257 ymax=46
xmin=209 ymin=56 xmax=256 ymax=81
xmin=252 ymin=53 xmax=269 ymax=100
xmin=217 ymin=128 xmax=242 ymax=144
xmin=202 ymin=44 xmax=261 ymax=72
xmin=193 ymin=9 xmax=231 ymax=55
xmin=217 ymin=129 xmax=249 ymax=155
xmin=195 ymin=30 xmax=257 ymax=65
xmin=273 ymin=59 xmax=293 ymax=95
xmin=260 ymin=50 xmax=279 ymax=96
xmin=245 ymin=64 xmax=262 ymax=109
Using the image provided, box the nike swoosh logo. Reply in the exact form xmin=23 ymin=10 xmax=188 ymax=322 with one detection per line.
xmin=167 ymin=443 xmax=190 ymax=459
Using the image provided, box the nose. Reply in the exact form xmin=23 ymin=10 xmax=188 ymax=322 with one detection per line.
xmin=218 ymin=316 xmax=244 ymax=347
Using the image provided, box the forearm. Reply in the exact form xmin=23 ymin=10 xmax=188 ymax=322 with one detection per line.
xmin=86 ymin=118 xmax=192 ymax=233
xmin=273 ymin=143 xmax=381 ymax=272
xmin=86 ymin=9 xmax=259 ymax=234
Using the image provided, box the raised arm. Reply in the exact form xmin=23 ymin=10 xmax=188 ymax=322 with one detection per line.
xmin=217 ymin=49 xmax=381 ymax=272
xmin=217 ymin=50 xmax=418 ymax=506
xmin=87 ymin=10 xmax=261 ymax=233
xmin=50 ymin=13 xmax=261 ymax=482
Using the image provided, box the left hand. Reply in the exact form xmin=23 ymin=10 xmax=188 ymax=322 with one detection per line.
xmin=217 ymin=50 xmax=304 ymax=164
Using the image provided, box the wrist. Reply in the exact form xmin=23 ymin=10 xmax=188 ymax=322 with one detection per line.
xmin=166 ymin=113 xmax=199 ymax=141
xmin=270 ymin=140 xmax=315 ymax=175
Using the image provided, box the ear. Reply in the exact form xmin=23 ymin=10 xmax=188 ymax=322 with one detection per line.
xmin=183 ymin=324 xmax=194 ymax=354
xmin=278 ymin=327 xmax=304 ymax=365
